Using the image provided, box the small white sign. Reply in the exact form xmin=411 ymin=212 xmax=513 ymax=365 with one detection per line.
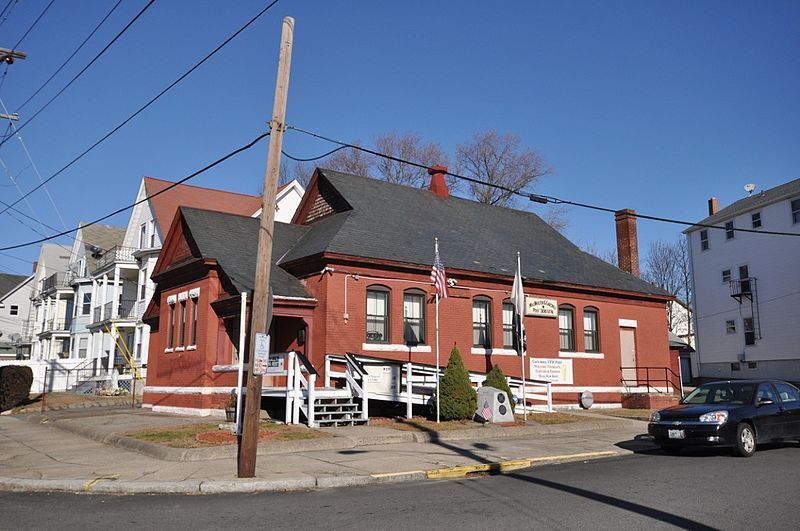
xmin=364 ymin=364 xmax=400 ymax=394
xmin=531 ymin=357 xmax=573 ymax=384
xmin=526 ymin=297 xmax=558 ymax=318
xmin=266 ymin=352 xmax=285 ymax=374
xmin=252 ymin=333 xmax=271 ymax=376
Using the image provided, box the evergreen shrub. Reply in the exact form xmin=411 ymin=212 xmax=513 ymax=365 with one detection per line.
xmin=437 ymin=346 xmax=477 ymax=420
xmin=483 ymin=364 xmax=515 ymax=413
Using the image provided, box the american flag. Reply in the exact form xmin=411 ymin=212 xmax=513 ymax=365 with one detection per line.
xmin=431 ymin=245 xmax=448 ymax=298
xmin=479 ymin=400 xmax=493 ymax=421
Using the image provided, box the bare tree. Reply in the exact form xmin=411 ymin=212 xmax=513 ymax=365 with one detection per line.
xmin=455 ymin=131 xmax=551 ymax=207
xmin=580 ymin=240 xmax=618 ymax=266
xmin=373 ymin=131 xmax=453 ymax=189
xmin=642 ymin=238 xmax=693 ymax=339
xmin=541 ymin=204 xmax=570 ymax=234
xmin=279 ymin=160 xmax=313 ymax=188
xmin=324 ymin=140 xmax=372 ymax=177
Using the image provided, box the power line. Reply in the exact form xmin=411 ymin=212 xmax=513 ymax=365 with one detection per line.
xmin=0 ymin=0 xmax=155 ymax=148
xmin=0 ymin=0 xmax=17 ymax=27
xmin=285 ymin=125 xmax=800 ymax=238
xmin=0 ymin=0 xmax=283 ymax=220
xmin=10 ymin=0 xmax=55 ymax=51
xmin=17 ymin=0 xmax=124 ymax=112
xmin=0 ymin=131 xmax=269 ymax=251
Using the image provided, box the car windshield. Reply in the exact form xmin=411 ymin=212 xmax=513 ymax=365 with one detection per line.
xmin=681 ymin=382 xmax=755 ymax=405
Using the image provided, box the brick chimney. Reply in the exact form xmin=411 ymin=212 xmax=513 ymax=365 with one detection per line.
xmin=615 ymin=209 xmax=639 ymax=277
xmin=428 ymin=165 xmax=449 ymax=198
xmin=708 ymin=197 xmax=719 ymax=216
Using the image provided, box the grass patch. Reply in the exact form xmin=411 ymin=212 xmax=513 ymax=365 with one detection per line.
xmin=589 ymin=408 xmax=654 ymax=421
xmin=125 ymin=421 xmax=330 ymax=448
xmin=370 ymin=417 xmax=479 ymax=432
xmin=526 ymin=412 xmax=592 ymax=425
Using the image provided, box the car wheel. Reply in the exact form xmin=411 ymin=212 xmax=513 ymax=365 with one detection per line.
xmin=660 ymin=444 xmax=681 ymax=455
xmin=733 ymin=423 xmax=756 ymax=457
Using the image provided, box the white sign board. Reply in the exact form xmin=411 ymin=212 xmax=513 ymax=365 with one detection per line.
xmin=252 ymin=333 xmax=271 ymax=376
xmin=525 ymin=297 xmax=558 ymax=318
xmin=266 ymin=352 xmax=286 ymax=375
xmin=530 ymin=357 xmax=573 ymax=384
xmin=364 ymin=364 xmax=399 ymax=394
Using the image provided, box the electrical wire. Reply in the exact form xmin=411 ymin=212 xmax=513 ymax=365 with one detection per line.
xmin=9 ymin=0 xmax=55 ymax=51
xmin=0 ymin=0 xmax=155 ymax=149
xmin=17 ymin=0 xmax=124 ymax=112
xmin=0 ymin=131 xmax=269 ymax=251
xmin=286 ymin=125 xmax=800 ymax=238
xmin=0 ymin=0 xmax=283 ymax=219
xmin=0 ymin=0 xmax=17 ymax=27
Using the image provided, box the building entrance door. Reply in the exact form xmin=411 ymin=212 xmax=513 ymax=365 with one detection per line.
xmin=620 ymin=328 xmax=637 ymax=386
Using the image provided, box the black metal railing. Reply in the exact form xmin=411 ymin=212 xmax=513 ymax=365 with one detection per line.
xmin=620 ymin=366 xmax=683 ymax=397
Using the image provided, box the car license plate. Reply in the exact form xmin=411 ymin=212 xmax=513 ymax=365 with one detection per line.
xmin=668 ymin=429 xmax=685 ymax=440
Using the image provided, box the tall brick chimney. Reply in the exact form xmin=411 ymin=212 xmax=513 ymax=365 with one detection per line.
xmin=428 ymin=165 xmax=449 ymax=198
xmin=615 ymin=209 xmax=639 ymax=277
xmin=708 ymin=197 xmax=719 ymax=216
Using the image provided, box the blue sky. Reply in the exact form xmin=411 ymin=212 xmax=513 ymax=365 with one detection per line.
xmin=0 ymin=0 xmax=797 ymax=275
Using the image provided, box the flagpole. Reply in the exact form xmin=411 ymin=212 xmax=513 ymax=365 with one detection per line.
xmin=518 ymin=252 xmax=528 ymax=421
xmin=435 ymin=238 xmax=441 ymax=424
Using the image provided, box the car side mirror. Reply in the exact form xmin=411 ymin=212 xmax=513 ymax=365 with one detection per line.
xmin=758 ymin=398 xmax=774 ymax=407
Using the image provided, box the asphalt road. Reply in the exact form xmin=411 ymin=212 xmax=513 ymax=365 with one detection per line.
xmin=2 ymin=442 xmax=798 ymax=530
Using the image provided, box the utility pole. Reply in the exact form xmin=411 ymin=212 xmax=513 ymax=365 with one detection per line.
xmin=0 ymin=48 xmax=25 ymax=122
xmin=238 ymin=16 xmax=294 ymax=479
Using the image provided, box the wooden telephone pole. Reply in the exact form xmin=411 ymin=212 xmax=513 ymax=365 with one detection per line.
xmin=238 ymin=16 xmax=294 ymax=478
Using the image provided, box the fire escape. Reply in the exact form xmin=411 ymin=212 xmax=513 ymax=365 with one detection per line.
xmin=730 ymin=277 xmax=761 ymax=345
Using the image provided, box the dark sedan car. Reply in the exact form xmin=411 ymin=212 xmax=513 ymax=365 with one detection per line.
xmin=648 ymin=379 xmax=800 ymax=457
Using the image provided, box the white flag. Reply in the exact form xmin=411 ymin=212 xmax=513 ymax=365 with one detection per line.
xmin=510 ymin=259 xmax=524 ymax=316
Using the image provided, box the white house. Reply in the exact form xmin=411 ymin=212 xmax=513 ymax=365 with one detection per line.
xmin=0 ymin=273 xmax=34 ymax=359
xmin=28 ymin=244 xmax=72 ymax=360
xmin=685 ymin=178 xmax=800 ymax=381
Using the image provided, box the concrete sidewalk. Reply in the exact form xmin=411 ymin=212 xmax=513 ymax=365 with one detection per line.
xmin=0 ymin=407 xmax=654 ymax=494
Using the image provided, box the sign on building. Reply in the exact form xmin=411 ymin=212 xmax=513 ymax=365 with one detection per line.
xmin=265 ymin=353 xmax=286 ymax=375
xmin=252 ymin=333 xmax=271 ymax=376
xmin=363 ymin=364 xmax=399 ymax=394
xmin=525 ymin=297 xmax=558 ymax=318
xmin=531 ymin=357 xmax=573 ymax=384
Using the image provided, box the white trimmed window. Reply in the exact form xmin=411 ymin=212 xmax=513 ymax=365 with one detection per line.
xmin=366 ymin=287 xmax=389 ymax=343
xmin=583 ymin=308 xmax=599 ymax=352
xmin=78 ymin=337 xmax=88 ymax=358
xmin=403 ymin=290 xmax=425 ymax=345
xmin=472 ymin=297 xmax=491 ymax=348
xmin=502 ymin=302 xmax=514 ymax=347
xmin=559 ymin=306 xmax=576 ymax=351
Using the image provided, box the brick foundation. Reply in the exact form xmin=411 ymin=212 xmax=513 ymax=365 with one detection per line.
xmin=622 ymin=393 xmax=678 ymax=409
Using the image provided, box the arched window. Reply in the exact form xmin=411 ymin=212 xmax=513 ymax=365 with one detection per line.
xmin=403 ymin=289 xmax=426 ymax=345
xmin=473 ymin=296 xmax=492 ymax=348
xmin=558 ymin=305 xmax=576 ymax=351
xmin=502 ymin=301 xmax=515 ymax=347
xmin=366 ymin=285 xmax=390 ymax=343
xmin=583 ymin=307 xmax=599 ymax=353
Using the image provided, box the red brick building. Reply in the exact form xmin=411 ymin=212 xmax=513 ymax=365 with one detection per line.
xmin=142 ymin=168 xmax=674 ymax=416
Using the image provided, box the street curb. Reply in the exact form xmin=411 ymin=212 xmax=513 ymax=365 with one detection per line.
xmin=424 ymin=451 xmax=621 ymax=479
xmin=0 ymin=450 xmax=622 ymax=495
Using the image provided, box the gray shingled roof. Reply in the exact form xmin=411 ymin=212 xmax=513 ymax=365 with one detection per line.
xmin=0 ymin=273 xmax=28 ymax=298
xmin=80 ymin=223 xmax=126 ymax=271
xmin=281 ymin=169 xmax=669 ymax=297
xmin=686 ymin=178 xmax=800 ymax=232
xmin=180 ymin=207 xmax=312 ymax=299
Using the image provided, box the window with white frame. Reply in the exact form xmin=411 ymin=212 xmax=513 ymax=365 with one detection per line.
xmin=791 ymin=198 xmax=800 ymax=224
xmin=403 ymin=290 xmax=425 ymax=345
xmin=744 ymin=317 xmax=756 ymax=346
xmin=700 ymin=230 xmax=709 ymax=250
xmin=78 ymin=337 xmax=88 ymax=358
xmin=472 ymin=297 xmax=491 ymax=348
xmin=583 ymin=308 xmax=599 ymax=352
xmin=722 ymin=269 xmax=731 ymax=283
xmin=82 ymin=293 xmax=91 ymax=315
xmin=179 ymin=301 xmax=186 ymax=347
xmin=190 ymin=297 xmax=198 ymax=346
xmin=9 ymin=305 xmax=18 ymax=316
xmin=726 ymin=320 xmax=736 ymax=334
xmin=167 ymin=301 xmax=175 ymax=349
xmin=139 ymin=223 xmax=147 ymax=249
xmin=751 ymin=212 xmax=761 ymax=229
xmin=366 ymin=287 xmax=389 ymax=343
xmin=149 ymin=220 xmax=157 ymax=248
xmin=559 ymin=306 xmax=576 ymax=351
xmin=502 ymin=302 xmax=514 ymax=347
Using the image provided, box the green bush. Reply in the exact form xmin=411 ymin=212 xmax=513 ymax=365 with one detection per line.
xmin=437 ymin=346 xmax=477 ymax=420
xmin=483 ymin=364 xmax=515 ymax=413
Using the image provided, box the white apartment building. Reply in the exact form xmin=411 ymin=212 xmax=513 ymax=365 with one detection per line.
xmin=685 ymin=178 xmax=800 ymax=381
xmin=0 ymin=273 xmax=34 ymax=359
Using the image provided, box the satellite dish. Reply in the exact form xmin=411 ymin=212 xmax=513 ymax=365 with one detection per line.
xmin=744 ymin=183 xmax=756 ymax=195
